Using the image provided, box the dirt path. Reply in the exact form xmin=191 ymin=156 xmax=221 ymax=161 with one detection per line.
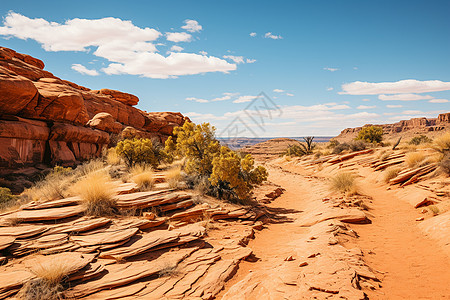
xmin=218 ymin=163 xmax=450 ymax=299
xmin=347 ymin=178 xmax=450 ymax=299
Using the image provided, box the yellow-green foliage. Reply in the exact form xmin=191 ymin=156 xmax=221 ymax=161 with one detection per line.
xmin=356 ymin=126 xmax=383 ymax=143
xmin=384 ymin=166 xmax=401 ymax=183
xmin=409 ymin=135 xmax=432 ymax=145
xmin=0 ymin=187 xmax=16 ymax=210
xmin=130 ymin=165 xmax=155 ymax=190
xmin=71 ymin=172 xmax=116 ymax=216
xmin=209 ymin=147 xmax=268 ymax=201
xmin=405 ymin=151 xmax=426 ymax=168
xmin=433 ymin=132 xmax=450 ymax=154
xmin=116 ymin=138 xmax=162 ymax=168
xmin=168 ymin=122 xmax=220 ymax=176
xmin=331 ymin=172 xmax=357 ymax=194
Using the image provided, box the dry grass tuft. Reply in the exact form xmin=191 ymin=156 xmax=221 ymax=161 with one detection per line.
xmin=166 ymin=166 xmax=182 ymax=189
xmin=71 ymin=172 xmax=117 ymax=216
xmin=105 ymin=147 xmax=122 ymax=165
xmin=130 ymin=165 xmax=155 ymax=191
xmin=405 ymin=151 xmax=426 ymax=168
xmin=18 ymin=258 xmax=73 ymax=300
xmin=384 ymin=166 xmax=402 ymax=183
xmin=433 ymin=132 xmax=450 ymax=154
xmin=330 ymin=172 xmax=357 ymax=194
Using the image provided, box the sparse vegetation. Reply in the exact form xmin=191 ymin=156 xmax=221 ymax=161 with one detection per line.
xmin=130 ymin=165 xmax=155 ymax=191
xmin=166 ymin=166 xmax=182 ymax=189
xmin=18 ymin=257 xmax=73 ymax=300
xmin=392 ymin=137 xmax=402 ymax=150
xmin=433 ymin=132 xmax=450 ymax=154
xmin=428 ymin=205 xmax=440 ymax=216
xmin=0 ymin=187 xmax=16 ymax=210
xmin=409 ymin=135 xmax=432 ymax=145
xmin=384 ymin=166 xmax=402 ymax=183
xmin=356 ymin=126 xmax=383 ymax=143
xmin=439 ymin=156 xmax=450 ymax=176
xmin=284 ymin=137 xmax=316 ymax=157
xmin=71 ymin=172 xmax=117 ymax=216
xmin=105 ymin=147 xmax=122 ymax=165
xmin=405 ymin=152 xmax=426 ymax=168
xmin=330 ymin=172 xmax=357 ymax=194
xmin=116 ymin=138 xmax=168 ymax=168
xmin=331 ymin=140 xmax=367 ymax=154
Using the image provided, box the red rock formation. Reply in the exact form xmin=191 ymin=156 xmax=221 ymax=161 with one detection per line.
xmin=0 ymin=47 xmax=188 ymax=190
xmin=335 ymin=113 xmax=450 ymax=141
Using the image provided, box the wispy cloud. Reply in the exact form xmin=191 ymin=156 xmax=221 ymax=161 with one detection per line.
xmin=323 ymin=67 xmax=339 ymax=72
xmin=186 ymin=97 xmax=209 ymax=103
xmin=378 ymin=93 xmax=433 ymax=101
xmin=429 ymin=99 xmax=449 ymax=103
xmin=357 ymin=105 xmax=376 ymax=109
xmin=166 ymin=32 xmax=192 ymax=42
xmin=71 ymin=64 xmax=99 ymax=76
xmin=169 ymin=45 xmax=184 ymax=52
xmin=264 ymin=32 xmax=283 ymax=39
xmin=326 ymin=87 xmax=334 ymax=91
xmin=340 ymin=79 xmax=450 ymax=95
xmin=386 ymin=104 xmax=403 ymax=108
xmin=249 ymin=32 xmax=257 ymax=37
xmin=233 ymin=95 xmax=259 ymax=103
xmin=273 ymin=89 xmax=285 ymax=93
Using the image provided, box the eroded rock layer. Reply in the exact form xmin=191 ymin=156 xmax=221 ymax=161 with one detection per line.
xmin=0 ymin=47 xmax=189 ymax=190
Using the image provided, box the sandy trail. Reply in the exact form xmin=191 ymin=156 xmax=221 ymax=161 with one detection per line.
xmin=219 ymin=162 xmax=450 ymax=299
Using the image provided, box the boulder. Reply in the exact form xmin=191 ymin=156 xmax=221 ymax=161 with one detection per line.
xmin=93 ymin=89 xmax=139 ymax=106
xmin=0 ymin=66 xmax=38 ymax=115
xmin=87 ymin=112 xmax=122 ymax=133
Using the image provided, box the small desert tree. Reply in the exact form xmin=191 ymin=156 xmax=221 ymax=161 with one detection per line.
xmin=209 ymin=147 xmax=268 ymax=201
xmin=116 ymin=138 xmax=165 ymax=168
xmin=166 ymin=122 xmax=220 ymax=175
xmin=356 ymin=126 xmax=383 ymax=143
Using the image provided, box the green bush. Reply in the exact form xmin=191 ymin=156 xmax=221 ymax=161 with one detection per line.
xmin=356 ymin=126 xmax=383 ymax=143
xmin=284 ymin=137 xmax=316 ymax=157
xmin=409 ymin=135 xmax=432 ymax=145
xmin=116 ymin=138 xmax=167 ymax=168
xmin=0 ymin=187 xmax=16 ymax=210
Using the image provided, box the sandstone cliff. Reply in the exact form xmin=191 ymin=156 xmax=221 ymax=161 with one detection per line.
xmin=0 ymin=47 xmax=188 ymax=190
xmin=335 ymin=113 xmax=450 ymax=141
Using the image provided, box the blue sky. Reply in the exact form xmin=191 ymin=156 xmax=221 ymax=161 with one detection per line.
xmin=1 ymin=0 xmax=449 ymax=137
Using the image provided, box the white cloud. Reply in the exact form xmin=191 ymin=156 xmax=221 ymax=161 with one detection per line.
xmin=357 ymin=105 xmax=376 ymax=109
xmin=0 ymin=12 xmax=237 ymax=79
xmin=166 ymin=32 xmax=192 ymax=42
xmin=170 ymin=45 xmax=184 ymax=52
xmin=273 ymin=89 xmax=285 ymax=93
xmin=326 ymin=87 xmax=334 ymax=91
xmin=181 ymin=20 xmax=202 ymax=33
xmin=386 ymin=104 xmax=403 ymax=108
xmin=264 ymin=32 xmax=283 ymax=39
xmin=199 ymin=50 xmax=208 ymax=55
xmin=429 ymin=99 xmax=449 ymax=103
xmin=362 ymin=98 xmax=370 ymax=102
xmin=233 ymin=95 xmax=259 ymax=103
xmin=246 ymin=58 xmax=256 ymax=63
xmin=323 ymin=67 xmax=339 ymax=72
xmin=223 ymin=55 xmax=244 ymax=64
xmin=71 ymin=64 xmax=99 ymax=76
xmin=249 ymin=32 xmax=257 ymax=37
xmin=286 ymin=93 xmax=294 ymax=97
xmin=212 ymin=92 xmax=239 ymax=101
xmin=340 ymin=79 xmax=450 ymax=95
xmin=186 ymin=97 xmax=209 ymax=103
xmin=378 ymin=93 xmax=434 ymax=101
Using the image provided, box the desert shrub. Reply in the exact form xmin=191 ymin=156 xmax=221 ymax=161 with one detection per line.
xmin=330 ymin=172 xmax=357 ymax=194
xmin=24 ymin=167 xmax=74 ymax=201
xmin=428 ymin=205 xmax=440 ymax=216
xmin=130 ymin=165 xmax=155 ymax=191
xmin=167 ymin=122 xmax=268 ymax=202
xmin=349 ymin=140 xmax=367 ymax=151
xmin=166 ymin=166 xmax=182 ymax=189
xmin=384 ymin=166 xmax=402 ymax=183
xmin=166 ymin=122 xmax=220 ymax=175
xmin=409 ymin=135 xmax=432 ymax=145
xmin=356 ymin=126 xmax=383 ymax=143
xmin=405 ymin=152 xmax=426 ymax=168
xmin=74 ymin=159 xmax=105 ymax=177
xmin=71 ymin=172 xmax=117 ymax=216
xmin=439 ymin=156 xmax=450 ymax=176
xmin=327 ymin=139 xmax=340 ymax=149
xmin=284 ymin=137 xmax=316 ymax=157
xmin=332 ymin=142 xmax=350 ymax=154
xmin=116 ymin=138 xmax=166 ymax=168
xmin=0 ymin=187 xmax=16 ymax=210
xmin=209 ymin=147 xmax=268 ymax=201
xmin=433 ymin=132 xmax=450 ymax=154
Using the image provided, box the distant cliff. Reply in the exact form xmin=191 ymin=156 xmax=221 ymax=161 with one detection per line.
xmin=335 ymin=113 xmax=450 ymax=141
